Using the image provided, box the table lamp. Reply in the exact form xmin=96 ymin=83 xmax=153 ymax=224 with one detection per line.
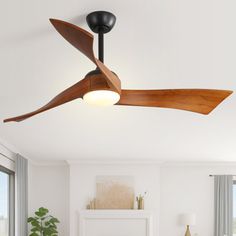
xmin=180 ymin=213 xmax=196 ymax=236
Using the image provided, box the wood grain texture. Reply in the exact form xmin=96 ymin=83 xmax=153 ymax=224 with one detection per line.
xmin=3 ymin=72 xmax=121 ymax=123
xmin=116 ymin=89 xmax=233 ymax=114
xmin=95 ymin=59 xmax=121 ymax=93
xmin=50 ymin=19 xmax=95 ymax=62
xmin=49 ymin=19 xmax=121 ymax=93
xmin=4 ymin=78 xmax=90 ymax=122
xmin=85 ymin=72 xmax=120 ymax=93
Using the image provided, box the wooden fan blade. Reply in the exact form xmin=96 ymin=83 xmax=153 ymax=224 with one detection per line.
xmin=116 ymin=89 xmax=233 ymax=114
xmin=95 ymin=59 xmax=121 ymax=93
xmin=4 ymin=78 xmax=90 ymax=123
xmin=49 ymin=19 xmax=121 ymax=93
xmin=50 ymin=18 xmax=96 ymax=62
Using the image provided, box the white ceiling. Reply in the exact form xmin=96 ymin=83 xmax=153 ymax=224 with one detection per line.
xmin=0 ymin=0 xmax=236 ymax=162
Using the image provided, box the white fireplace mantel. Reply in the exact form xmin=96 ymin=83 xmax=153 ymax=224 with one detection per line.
xmin=78 ymin=210 xmax=153 ymax=236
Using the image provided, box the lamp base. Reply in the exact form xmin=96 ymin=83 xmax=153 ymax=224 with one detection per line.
xmin=185 ymin=225 xmax=191 ymax=236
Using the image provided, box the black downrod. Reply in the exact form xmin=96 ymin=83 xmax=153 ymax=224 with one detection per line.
xmin=86 ymin=11 xmax=116 ymax=63
xmin=98 ymin=31 xmax=104 ymax=63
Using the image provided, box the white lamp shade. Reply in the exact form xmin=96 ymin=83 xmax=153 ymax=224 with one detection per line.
xmin=180 ymin=213 xmax=196 ymax=226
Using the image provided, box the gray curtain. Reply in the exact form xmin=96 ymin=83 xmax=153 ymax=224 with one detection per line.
xmin=16 ymin=154 xmax=28 ymax=236
xmin=214 ymin=175 xmax=233 ymax=236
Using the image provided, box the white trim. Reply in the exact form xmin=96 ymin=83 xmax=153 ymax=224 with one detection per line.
xmin=0 ymin=143 xmax=16 ymax=172
xmin=0 ymin=155 xmax=15 ymax=172
xmin=19 ymin=158 xmax=236 ymax=167
xmin=78 ymin=210 xmax=153 ymax=236
xmin=66 ymin=159 xmax=163 ymax=165
xmin=66 ymin=159 xmax=236 ymax=167
xmin=0 ymin=143 xmax=16 ymax=161
xmin=29 ymin=159 xmax=68 ymax=166
xmin=161 ymin=161 xmax=236 ymax=167
xmin=0 ymin=137 xmax=20 ymax=155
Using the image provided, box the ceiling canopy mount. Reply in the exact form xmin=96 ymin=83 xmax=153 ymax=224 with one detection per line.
xmin=86 ymin=11 xmax=116 ymax=34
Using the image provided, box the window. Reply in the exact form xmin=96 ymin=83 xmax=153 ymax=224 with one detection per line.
xmin=0 ymin=167 xmax=14 ymax=236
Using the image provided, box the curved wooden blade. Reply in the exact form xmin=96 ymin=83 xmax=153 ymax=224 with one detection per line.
xmin=50 ymin=19 xmax=121 ymax=93
xmin=95 ymin=59 xmax=121 ymax=93
xmin=50 ymin=18 xmax=95 ymax=62
xmin=4 ymin=78 xmax=90 ymax=123
xmin=116 ymin=89 xmax=233 ymax=114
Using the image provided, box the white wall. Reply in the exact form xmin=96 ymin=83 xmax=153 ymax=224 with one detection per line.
xmin=160 ymin=164 xmax=236 ymax=236
xmin=69 ymin=163 xmax=160 ymax=236
xmin=28 ymin=163 xmax=69 ymax=236
xmin=28 ymin=161 xmax=236 ymax=236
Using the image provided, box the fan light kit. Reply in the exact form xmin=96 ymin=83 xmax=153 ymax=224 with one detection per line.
xmin=4 ymin=11 xmax=233 ymax=122
xmin=83 ymin=90 xmax=120 ymax=106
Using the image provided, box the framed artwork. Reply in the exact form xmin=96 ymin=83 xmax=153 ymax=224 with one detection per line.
xmin=96 ymin=176 xmax=134 ymax=209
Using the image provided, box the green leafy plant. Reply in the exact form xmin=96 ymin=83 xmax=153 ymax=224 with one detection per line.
xmin=28 ymin=207 xmax=60 ymax=236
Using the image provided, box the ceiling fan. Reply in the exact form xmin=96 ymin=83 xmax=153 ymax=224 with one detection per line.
xmin=4 ymin=11 xmax=233 ymax=123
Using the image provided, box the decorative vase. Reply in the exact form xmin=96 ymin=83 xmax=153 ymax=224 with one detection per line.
xmin=89 ymin=198 xmax=96 ymax=209
xmin=138 ymin=198 xmax=144 ymax=210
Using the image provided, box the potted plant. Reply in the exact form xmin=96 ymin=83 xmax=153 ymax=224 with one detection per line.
xmin=28 ymin=207 xmax=60 ymax=236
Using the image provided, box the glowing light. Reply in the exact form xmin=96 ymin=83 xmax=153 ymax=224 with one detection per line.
xmin=83 ymin=90 xmax=120 ymax=106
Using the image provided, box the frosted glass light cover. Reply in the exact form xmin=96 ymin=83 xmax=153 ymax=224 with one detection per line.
xmin=179 ymin=213 xmax=196 ymax=226
xmin=83 ymin=90 xmax=120 ymax=106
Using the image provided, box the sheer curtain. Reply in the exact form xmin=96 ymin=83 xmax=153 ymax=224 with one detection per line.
xmin=214 ymin=175 xmax=233 ymax=236
xmin=16 ymin=154 xmax=28 ymax=236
